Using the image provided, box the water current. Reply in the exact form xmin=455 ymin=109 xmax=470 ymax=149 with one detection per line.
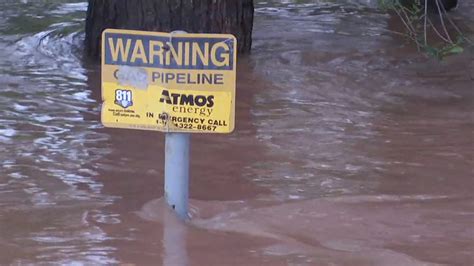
xmin=0 ymin=0 xmax=473 ymax=265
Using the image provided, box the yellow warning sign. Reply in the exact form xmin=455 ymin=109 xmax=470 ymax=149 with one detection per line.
xmin=101 ymin=29 xmax=236 ymax=133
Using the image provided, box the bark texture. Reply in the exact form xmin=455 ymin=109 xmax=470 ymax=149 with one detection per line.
xmin=85 ymin=0 xmax=254 ymax=59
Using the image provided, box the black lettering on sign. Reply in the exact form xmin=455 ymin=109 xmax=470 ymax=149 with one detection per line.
xmin=180 ymin=94 xmax=194 ymax=106
xmin=159 ymin=90 xmax=172 ymax=104
xmin=146 ymin=112 xmax=154 ymax=118
xmin=159 ymin=89 xmax=214 ymax=108
xmin=195 ymin=96 xmax=206 ymax=107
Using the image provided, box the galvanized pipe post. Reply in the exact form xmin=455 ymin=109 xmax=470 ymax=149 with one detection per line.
xmin=163 ymin=30 xmax=191 ymax=221
xmin=164 ymin=133 xmax=190 ymax=220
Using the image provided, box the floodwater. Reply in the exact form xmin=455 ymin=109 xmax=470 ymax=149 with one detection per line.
xmin=0 ymin=0 xmax=473 ymax=265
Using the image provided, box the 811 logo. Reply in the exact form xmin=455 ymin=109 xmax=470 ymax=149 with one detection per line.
xmin=115 ymin=89 xmax=133 ymax=108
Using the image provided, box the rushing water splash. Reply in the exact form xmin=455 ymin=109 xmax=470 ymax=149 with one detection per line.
xmin=0 ymin=0 xmax=473 ymax=265
xmin=0 ymin=1 xmax=120 ymax=264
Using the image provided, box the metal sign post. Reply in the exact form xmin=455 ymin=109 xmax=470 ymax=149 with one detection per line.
xmin=100 ymin=29 xmax=237 ymax=220
xmin=164 ymin=132 xmax=190 ymax=220
xmin=164 ymin=30 xmax=190 ymax=221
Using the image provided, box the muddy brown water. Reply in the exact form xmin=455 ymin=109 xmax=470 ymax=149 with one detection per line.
xmin=0 ymin=0 xmax=473 ymax=265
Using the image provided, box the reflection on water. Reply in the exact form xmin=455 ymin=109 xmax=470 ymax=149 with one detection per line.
xmin=0 ymin=0 xmax=473 ymax=265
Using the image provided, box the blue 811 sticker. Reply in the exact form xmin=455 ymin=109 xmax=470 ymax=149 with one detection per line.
xmin=115 ymin=89 xmax=133 ymax=108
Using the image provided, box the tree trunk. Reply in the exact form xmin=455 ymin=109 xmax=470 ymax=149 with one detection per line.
xmin=85 ymin=0 xmax=254 ymax=59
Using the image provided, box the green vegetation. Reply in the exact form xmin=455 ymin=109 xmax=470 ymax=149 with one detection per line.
xmin=379 ymin=0 xmax=471 ymax=59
